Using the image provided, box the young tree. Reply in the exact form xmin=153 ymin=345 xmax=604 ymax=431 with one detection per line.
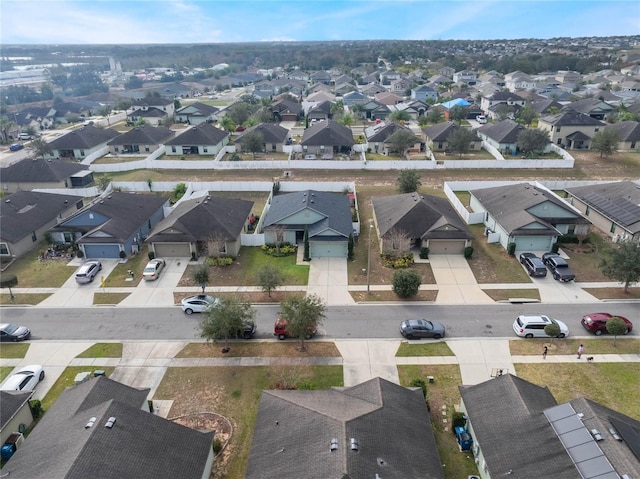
xmin=278 ymin=294 xmax=326 ymax=351
xmin=544 ymin=322 xmax=562 ymax=343
xmin=517 ymin=105 xmax=537 ymax=126
xmin=194 ymin=266 xmax=209 ymax=292
xmin=303 ymin=226 xmax=310 ymax=261
xmin=425 ymin=107 xmax=442 ymax=124
xmin=494 ymin=104 xmax=514 ymax=121
xmin=517 ymin=128 xmax=550 ymax=157
xmin=392 ymin=269 xmax=421 ymax=298
xmin=28 ymin=137 xmax=52 ymax=159
xmin=389 ymin=110 xmax=411 ymax=124
xmin=220 ymin=116 xmax=236 ymax=133
xmin=338 ymin=113 xmax=354 ymax=126
xmin=0 ymin=274 xmax=18 ymax=300
xmin=448 ymin=127 xmax=476 ymax=158
xmin=606 ymin=316 xmax=629 ymax=346
xmin=591 ymin=129 xmax=619 ymax=158
xmin=255 ymin=264 xmax=284 ymax=297
xmin=239 ymin=130 xmax=264 ymax=160
xmin=387 ymin=129 xmax=418 ymax=157
xmin=396 ymin=169 xmax=421 ymax=193
xmin=200 ymin=297 xmax=255 ymax=351
xmin=96 ymin=174 xmax=113 ymax=192
xmin=449 ymin=105 xmax=468 ymax=125
xmin=599 ymin=240 xmax=640 ymax=293
xmin=384 ymin=228 xmax=410 ymax=255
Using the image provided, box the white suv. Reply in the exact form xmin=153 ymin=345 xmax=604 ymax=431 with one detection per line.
xmin=513 ymin=314 xmax=569 ymax=338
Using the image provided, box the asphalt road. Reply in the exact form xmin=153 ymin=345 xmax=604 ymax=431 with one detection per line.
xmin=3 ymin=303 xmax=638 ymax=342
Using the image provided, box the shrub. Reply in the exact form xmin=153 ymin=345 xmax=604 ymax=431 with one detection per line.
xmin=409 ymin=378 xmax=427 ymax=397
xmin=206 ymin=256 xmax=234 ymax=267
xmin=558 ymin=234 xmax=579 ymax=244
xmin=213 ymin=438 xmax=223 ymax=455
xmin=507 ymin=242 xmax=516 ymax=256
xmin=191 ymin=252 xmax=197 ymax=261
xmin=551 ymin=242 xmax=560 ymax=254
xmin=452 ymin=411 xmax=466 ymax=431
xmin=29 ymin=399 xmax=44 ymax=419
xmin=464 ymin=246 xmax=474 ymax=259
xmin=419 ymin=247 xmax=429 ymax=259
xmin=76 ymin=249 xmax=84 ymax=259
xmin=229 ymin=153 xmax=242 ymax=161
xmin=392 ymin=269 xmax=421 ymax=298
xmin=119 ymin=250 xmax=126 ymax=259
xmin=381 ymin=252 xmax=414 ymax=269
xmin=148 ymin=251 xmax=156 ymax=260
xmin=261 ymin=242 xmax=297 ymax=257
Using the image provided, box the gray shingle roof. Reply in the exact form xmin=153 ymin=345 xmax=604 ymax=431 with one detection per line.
xmin=236 ymin=123 xmax=289 ymax=144
xmin=565 ymin=181 xmax=640 ymax=233
xmin=176 ymin=101 xmax=219 ymax=117
xmin=0 ymin=391 xmax=32 ymax=429
xmin=0 ymin=190 xmax=82 ymax=243
xmin=146 ymin=196 xmax=253 ymax=243
xmin=48 ymin=125 xmax=120 ymax=149
xmin=460 ymin=374 xmax=581 ymax=479
xmin=2 ymin=377 xmax=214 ymax=479
xmin=540 ymin=110 xmax=605 ymax=127
xmin=107 ymin=125 xmax=174 ymax=146
xmin=470 ymin=183 xmax=589 ymax=235
xmin=372 ymin=192 xmax=473 ymax=240
xmin=423 ymin=121 xmax=457 ymax=142
xmin=364 ymin=121 xmax=416 ymax=142
xmin=128 ymin=107 xmax=167 ymax=118
xmin=165 ymin=123 xmax=228 ymax=146
xmin=262 ymin=190 xmax=352 ymax=238
xmin=246 ymin=378 xmax=444 ymax=479
xmin=1 ymin=158 xmax=87 ymax=183
xmin=301 ymin=120 xmax=355 ymax=147
xmin=478 ymin=119 xmax=525 ymax=143
xmin=56 ymin=192 xmax=168 ymax=244
xmin=605 ymin=121 xmax=640 ymax=142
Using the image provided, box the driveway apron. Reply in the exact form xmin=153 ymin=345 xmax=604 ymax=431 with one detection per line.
xmin=307 ymin=257 xmax=354 ymax=306
xmin=429 ymin=255 xmax=494 ymax=304
xmin=335 ymin=340 xmax=400 ymax=386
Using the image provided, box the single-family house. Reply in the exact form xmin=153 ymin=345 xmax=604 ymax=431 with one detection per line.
xmin=235 ymin=123 xmax=289 ymax=154
xmin=14 ymin=106 xmax=56 ymax=132
xmin=537 ymin=110 xmax=605 ymax=149
xmin=146 ymin=195 xmax=254 ymax=258
xmin=562 ymin=98 xmax=615 ymax=121
xmin=469 ymin=182 xmax=590 ymax=253
xmin=261 ymin=190 xmax=352 ymax=258
xmin=360 ymin=83 xmax=386 ymax=97
xmin=604 ymin=121 xmax=640 ymax=151
xmin=1 ymin=158 xmax=93 ymax=193
xmin=564 ymin=181 xmax=640 ymax=241
xmin=342 ymin=90 xmax=367 ymax=107
xmin=423 ymin=121 xmax=481 ymax=152
xmin=438 ymin=66 xmax=455 ymax=78
xmin=306 ymin=100 xmax=333 ymax=122
xmin=480 ymin=91 xmax=527 ymax=116
xmin=51 ymin=191 xmax=169 ymax=258
xmin=530 ymin=99 xmax=563 ymax=115
xmin=175 ymin=101 xmax=220 ymax=125
xmin=476 ymin=119 xmax=529 ymax=155
xmin=411 ymin=84 xmax=438 ymax=103
xmin=504 ymin=71 xmax=537 ymax=92
xmin=364 ymin=121 xmax=421 ymax=156
xmin=0 ymin=391 xmax=34 ymax=447
xmin=305 ymin=90 xmax=336 ymax=103
xmin=555 ymin=70 xmax=582 ymax=84
xmin=389 ymin=77 xmax=412 ymax=94
xmin=0 ymin=191 xmax=83 ymax=260
xmin=246 ymin=377 xmax=445 ymax=479
xmin=459 ymin=374 xmax=640 ymax=479
xmin=372 ymin=192 xmax=473 ymax=254
xmin=453 ymin=70 xmax=477 ymax=85
xmin=310 ymin=70 xmax=332 ymax=85
xmin=107 ymin=125 xmax=174 ymax=155
xmin=52 ymin=101 xmax=92 ymax=124
xmin=271 ymin=99 xmax=303 ymax=122
xmin=46 ymin=125 xmax=120 ymax=160
xmin=2 ymin=376 xmax=214 ymax=479
xmin=164 ymin=123 xmax=229 ymax=156
xmin=374 ymin=92 xmax=404 ymax=105
xmin=389 ymin=100 xmax=429 ymax=120
xmin=130 ymin=98 xmax=175 ymax=116
xmin=360 ymin=100 xmax=392 ymax=121
xmin=127 ymin=107 xmax=169 ymax=127
xmin=380 ymin=70 xmax=402 ymax=85
xmin=300 ymin=120 xmax=354 ymax=158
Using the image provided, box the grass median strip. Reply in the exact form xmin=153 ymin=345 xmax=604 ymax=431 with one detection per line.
xmin=0 ymin=293 xmax=52 ymax=305
xmin=509 ymin=338 xmax=640 ymax=355
xmin=0 ymin=343 xmax=29 ymax=358
xmin=76 ymin=343 xmax=123 ymax=358
xmin=396 ymin=341 xmax=454 ymax=357
xmin=175 ymin=341 xmax=341 ymax=358
xmin=93 ymin=292 xmax=131 ymax=305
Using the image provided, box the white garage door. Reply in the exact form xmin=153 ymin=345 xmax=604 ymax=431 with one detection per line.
xmin=153 ymin=243 xmax=191 ymax=258
xmin=428 ymin=240 xmax=466 ymax=254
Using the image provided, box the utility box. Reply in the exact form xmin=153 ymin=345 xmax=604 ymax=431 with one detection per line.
xmin=1 ymin=432 xmax=24 ymax=461
xmin=74 ymin=372 xmax=92 ymax=385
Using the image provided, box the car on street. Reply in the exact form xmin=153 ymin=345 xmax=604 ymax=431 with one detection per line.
xmin=400 ymin=319 xmax=446 ymax=339
xmin=581 ymin=313 xmax=633 ymax=336
xmin=0 ymin=323 xmax=31 ymax=342
xmin=9 ymin=143 xmax=24 ymax=151
xmin=519 ymin=252 xmax=547 ymax=277
xmin=0 ymin=365 xmax=45 ymax=392
xmin=542 ymin=253 xmax=575 ymax=282
xmin=142 ymin=258 xmax=166 ymax=281
xmin=513 ymin=314 xmax=569 ymax=338
xmin=18 ymin=133 xmax=32 ymax=140
xmin=181 ymin=294 xmax=219 ymax=314
xmin=274 ymin=317 xmax=316 ymax=340
xmin=75 ymin=261 xmax=102 ymax=284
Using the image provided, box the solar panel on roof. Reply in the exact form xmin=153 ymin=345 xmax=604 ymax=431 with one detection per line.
xmin=581 ymin=193 xmax=640 ymax=227
xmin=544 ymin=403 xmax=617 ymax=479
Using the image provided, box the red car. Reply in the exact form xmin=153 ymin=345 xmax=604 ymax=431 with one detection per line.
xmin=581 ymin=313 xmax=633 ymax=336
xmin=273 ymin=317 xmax=316 ymax=340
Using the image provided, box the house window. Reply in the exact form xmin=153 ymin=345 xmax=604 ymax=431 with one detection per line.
xmin=557 ymin=139 xmax=562 ymax=145
xmin=80 ymin=150 xmax=85 ymax=157
xmin=31 ymin=231 xmax=37 ymax=242
xmin=0 ymin=243 xmax=9 ymax=255
xmin=595 ymin=128 xmax=599 ymax=132
xmin=63 ymin=232 xmax=74 ymax=243
xmin=115 ymin=146 xmax=119 ymax=152
xmin=632 ymin=141 xmax=636 ymax=149
xmin=585 ymin=206 xmax=590 ymax=216
xmin=610 ymin=223 xmax=616 ymax=234
xmin=276 ymin=231 xmax=284 ymax=242
xmin=203 ymin=146 xmax=208 ymax=153
xmin=556 ymin=127 xmax=561 ymax=132
xmin=172 ymin=146 xmax=177 ymax=153
xmin=568 ymin=225 xmax=576 ymax=234
xmin=145 ymin=145 xmax=150 ymax=152
xmin=271 ymin=143 xmax=276 ymax=151
xmin=218 ymin=243 xmax=227 ymax=254
xmin=438 ymin=143 xmax=443 ymax=149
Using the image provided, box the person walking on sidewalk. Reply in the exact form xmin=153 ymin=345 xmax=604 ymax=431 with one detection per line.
xmin=577 ymin=344 xmax=584 ymax=359
xmin=542 ymin=345 xmax=548 ymax=359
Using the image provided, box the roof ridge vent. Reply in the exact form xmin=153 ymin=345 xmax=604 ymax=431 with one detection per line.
xmin=105 ymin=417 xmax=117 ymax=428
xmin=350 ymin=438 xmax=359 ymax=451
xmin=85 ymin=416 xmax=97 ymax=429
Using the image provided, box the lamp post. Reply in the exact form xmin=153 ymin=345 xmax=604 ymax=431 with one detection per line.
xmin=366 ymin=222 xmax=373 ymax=293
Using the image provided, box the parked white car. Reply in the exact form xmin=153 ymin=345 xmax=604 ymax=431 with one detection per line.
xmin=513 ymin=314 xmax=569 ymax=338
xmin=181 ymin=295 xmax=219 ymax=314
xmin=475 ymin=115 xmax=487 ymax=124
xmin=0 ymin=365 xmax=45 ymax=392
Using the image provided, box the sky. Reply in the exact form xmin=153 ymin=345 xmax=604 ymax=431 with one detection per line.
xmin=1 ymin=0 xmax=639 ymax=45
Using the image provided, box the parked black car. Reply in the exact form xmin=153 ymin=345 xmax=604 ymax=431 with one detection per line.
xmin=400 ymin=319 xmax=446 ymax=339
xmin=519 ymin=253 xmax=547 ymax=277
xmin=0 ymin=323 xmax=31 ymax=342
xmin=542 ymin=253 xmax=575 ymax=282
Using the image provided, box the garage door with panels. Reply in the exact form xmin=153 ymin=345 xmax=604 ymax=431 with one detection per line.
xmin=153 ymin=243 xmax=191 ymax=258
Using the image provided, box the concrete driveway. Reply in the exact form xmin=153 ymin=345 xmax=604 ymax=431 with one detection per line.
xmin=307 ymin=257 xmax=354 ymax=305
xmin=429 ymin=255 xmax=494 ymax=304
xmin=118 ymin=258 xmax=189 ymax=307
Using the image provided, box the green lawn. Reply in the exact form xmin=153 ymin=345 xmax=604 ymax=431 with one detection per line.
xmin=0 ymin=366 xmax=15 ymax=383
xmin=93 ymin=292 xmax=131 ymax=305
xmin=0 ymin=343 xmax=29 ymax=358
xmin=396 ymin=341 xmax=455 ymax=357
xmin=510 ymin=338 xmax=640 ymax=355
xmin=76 ymin=343 xmax=123 ymax=358
xmin=0 ymin=293 xmax=53 ymax=305
xmin=1 ymin=243 xmax=76 ymax=287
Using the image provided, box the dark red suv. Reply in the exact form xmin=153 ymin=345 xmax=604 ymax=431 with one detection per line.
xmin=274 ymin=317 xmax=316 ymax=340
xmin=581 ymin=313 xmax=633 ymax=336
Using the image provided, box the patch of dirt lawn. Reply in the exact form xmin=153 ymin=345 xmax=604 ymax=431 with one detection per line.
xmin=176 ymin=341 xmax=341 ymax=358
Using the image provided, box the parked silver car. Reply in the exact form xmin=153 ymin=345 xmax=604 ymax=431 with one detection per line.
xmin=75 ymin=261 xmax=102 ymax=284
